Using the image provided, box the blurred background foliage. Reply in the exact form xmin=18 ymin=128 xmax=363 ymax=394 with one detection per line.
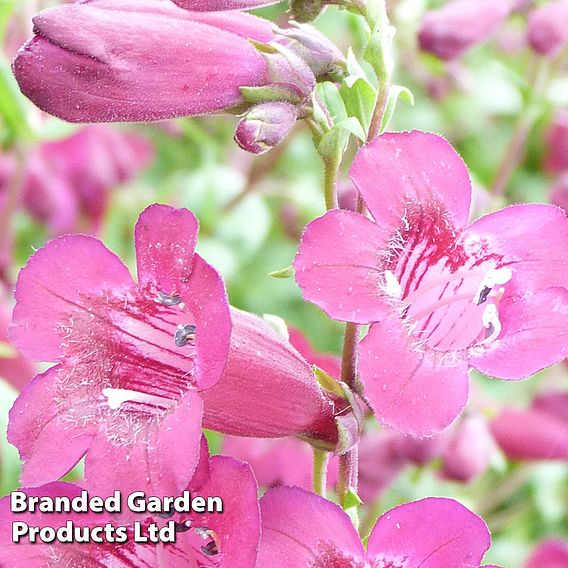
xmin=0 ymin=0 xmax=567 ymax=565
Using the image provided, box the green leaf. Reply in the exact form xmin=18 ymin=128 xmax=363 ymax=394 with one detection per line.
xmin=268 ymin=265 xmax=295 ymax=279
xmin=240 ymin=85 xmax=302 ymax=105
xmin=317 ymin=82 xmax=348 ymax=124
xmin=314 ymin=366 xmax=345 ymax=399
xmin=0 ymin=57 xmax=33 ymax=145
xmin=340 ymin=77 xmax=377 ymax=135
xmin=380 ymin=84 xmax=415 ymax=133
xmin=342 ymin=487 xmax=363 ymax=510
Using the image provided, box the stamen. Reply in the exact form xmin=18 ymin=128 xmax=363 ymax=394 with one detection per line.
xmin=156 ymin=291 xmax=183 ymax=306
xmin=102 ymin=388 xmax=175 ymax=410
xmin=479 ymin=303 xmax=502 ymax=344
xmin=195 ymin=528 xmax=220 ymax=557
xmin=473 ymin=267 xmax=512 ymax=305
xmin=175 ymin=521 xmax=192 ymax=533
xmin=175 ymin=324 xmax=196 ymax=347
xmin=383 ymin=270 xmax=403 ymax=299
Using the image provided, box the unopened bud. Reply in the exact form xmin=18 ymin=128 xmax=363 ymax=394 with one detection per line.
xmin=276 ymin=23 xmax=347 ymax=79
xmin=290 ymin=0 xmax=326 ymax=23
xmin=527 ymin=0 xmax=568 ymax=57
xmin=235 ymin=102 xmax=298 ymax=154
xmin=262 ymin=43 xmax=316 ymax=102
xmin=441 ymin=415 xmax=494 ymax=483
xmin=418 ymin=0 xmax=513 ymax=60
xmin=544 ymin=110 xmax=568 ymax=173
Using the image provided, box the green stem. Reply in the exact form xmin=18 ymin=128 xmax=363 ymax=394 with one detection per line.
xmin=490 ymin=56 xmax=551 ymax=199
xmin=313 ymin=448 xmax=329 ymax=497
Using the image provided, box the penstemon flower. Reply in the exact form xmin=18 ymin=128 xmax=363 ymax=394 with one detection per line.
xmin=12 ymin=0 xmax=273 ymax=122
xmin=524 ymin=539 xmax=568 ymax=568
xmin=0 ymin=447 xmax=261 ymax=567
xmin=21 ymin=125 xmax=154 ymax=234
xmin=418 ymin=0 xmax=514 ymax=61
xmin=8 ymin=204 xmax=339 ymax=497
xmin=527 ymin=0 xmax=568 ymax=58
xmin=295 ymin=130 xmax=568 ymax=436
xmin=491 ymin=390 xmax=568 ymax=461
xmin=258 ymin=488 xmax=498 ymax=567
xmin=9 ymin=204 xmax=231 ymax=498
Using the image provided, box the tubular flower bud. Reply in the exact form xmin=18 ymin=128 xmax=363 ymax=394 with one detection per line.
xmin=172 ymin=0 xmax=278 ymax=10
xmin=418 ymin=0 xmax=514 ymax=60
xmin=201 ymin=308 xmax=339 ymax=446
xmin=12 ymin=0 xmax=272 ymax=123
xmin=527 ymin=0 xmax=568 ymax=57
xmin=235 ymin=102 xmax=298 ymax=154
xmin=290 ymin=0 xmax=328 ymax=23
xmin=276 ymin=23 xmax=347 ymax=79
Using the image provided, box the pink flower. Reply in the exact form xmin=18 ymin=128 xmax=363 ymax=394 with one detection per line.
xmin=13 ymin=0 xmax=272 ymax=122
xmin=200 ymin=308 xmax=339 ymax=443
xmin=259 ymin=489 xmax=494 ymax=567
xmin=0 ymin=303 xmax=36 ymax=391
xmin=0 ymin=450 xmax=261 ymax=567
xmin=358 ymin=430 xmax=407 ymax=503
xmin=294 ymin=130 xmax=568 ymax=436
xmin=525 ymin=539 xmax=568 ymax=568
xmin=527 ymin=0 xmax=568 ymax=57
xmin=9 ymin=204 xmax=232 ymax=498
xmin=223 ymin=435 xmax=339 ymax=490
xmin=551 ymin=173 xmax=568 ymax=215
xmin=491 ymin=390 xmax=568 ymax=460
xmin=440 ymin=413 xmax=495 ymax=483
xmin=418 ymin=0 xmax=514 ymax=60
xmin=288 ymin=326 xmax=341 ymax=379
xmin=22 ymin=125 xmax=154 ymax=234
xmin=545 ymin=110 xmax=568 ymax=174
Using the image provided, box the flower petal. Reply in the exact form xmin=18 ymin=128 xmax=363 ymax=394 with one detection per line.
xmin=181 ymin=254 xmax=231 ymax=390
xmin=14 ymin=2 xmax=268 ymax=122
xmin=367 ymin=497 xmax=491 ymax=567
xmin=135 ymin=204 xmax=199 ymax=294
xmin=10 ymin=234 xmax=133 ymax=362
xmin=294 ymin=210 xmax=390 ymax=324
xmin=172 ymin=0 xmax=278 ymax=11
xmin=350 ymin=131 xmax=471 ymax=231
xmin=525 ymin=539 xmax=568 ymax=568
xmin=8 ymin=366 xmax=95 ymax=486
xmin=258 ymin=486 xmax=364 ymax=567
xmin=490 ymin=408 xmax=568 ymax=460
xmin=186 ymin=456 xmax=261 ymax=568
xmin=201 ymin=308 xmax=337 ymax=442
xmin=84 ymin=390 xmax=203 ymax=500
xmin=469 ymin=288 xmax=568 ymax=380
xmin=359 ymin=318 xmax=469 ymax=436
xmin=461 ymin=204 xmax=568 ymax=293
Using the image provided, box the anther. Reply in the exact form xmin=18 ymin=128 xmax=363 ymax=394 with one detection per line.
xmin=175 ymin=521 xmax=192 ymax=533
xmin=175 ymin=324 xmax=196 ymax=347
xmin=473 ymin=267 xmax=512 ymax=305
xmin=102 ymin=388 xmax=174 ymax=410
xmin=195 ymin=528 xmax=220 ymax=557
xmin=156 ymin=291 xmax=182 ymax=306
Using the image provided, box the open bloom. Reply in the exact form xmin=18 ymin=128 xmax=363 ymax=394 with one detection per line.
xmin=418 ymin=0 xmax=513 ymax=60
xmin=9 ymin=204 xmax=231 ymax=498
xmin=259 ymin=489 xmax=496 ymax=567
xmin=295 ymin=130 xmax=568 ymax=436
xmin=13 ymin=0 xmax=272 ymax=122
xmin=491 ymin=390 xmax=568 ymax=460
xmin=0 ymin=450 xmax=261 ymax=567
